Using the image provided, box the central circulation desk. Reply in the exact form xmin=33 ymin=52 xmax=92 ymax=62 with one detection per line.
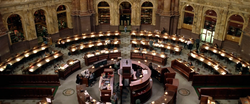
xmin=118 ymin=59 xmax=152 ymax=104
xmin=99 ymin=68 xmax=114 ymax=102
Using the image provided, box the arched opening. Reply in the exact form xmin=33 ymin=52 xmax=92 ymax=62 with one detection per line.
xmin=34 ymin=9 xmax=47 ymax=39
xmin=119 ymin=2 xmax=131 ymax=26
xmin=57 ymin=5 xmax=68 ymax=30
xmin=141 ymin=1 xmax=153 ymax=25
xmin=226 ymin=15 xmax=244 ymax=43
xmin=201 ymin=10 xmax=217 ymax=43
xmin=7 ymin=14 xmax=25 ymax=43
xmin=182 ymin=5 xmax=194 ymax=30
xmin=98 ymin=1 xmax=110 ymax=24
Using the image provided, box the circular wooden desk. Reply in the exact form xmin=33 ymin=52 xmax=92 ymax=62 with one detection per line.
xmin=118 ymin=60 xmax=153 ymax=104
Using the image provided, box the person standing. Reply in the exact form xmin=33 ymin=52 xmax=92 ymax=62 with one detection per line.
xmin=195 ymin=38 xmax=200 ymax=50
xmin=76 ymin=74 xmax=81 ymax=84
xmin=111 ymin=92 xmax=118 ymax=104
xmin=187 ymin=39 xmax=192 ymax=51
xmin=124 ymin=26 xmax=127 ymax=33
xmin=43 ymin=35 xmax=48 ymax=44
xmin=89 ymin=72 xmax=94 ymax=87
xmin=149 ymin=39 xmax=153 ymax=51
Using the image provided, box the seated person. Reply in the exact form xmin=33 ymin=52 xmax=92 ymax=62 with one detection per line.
xmin=81 ymin=69 xmax=90 ymax=78
xmin=136 ymin=69 xmax=142 ymax=78
xmin=148 ymin=63 xmax=155 ymax=71
xmin=236 ymin=62 xmax=242 ymax=71
xmin=54 ymin=64 xmax=60 ymax=70
xmin=242 ymin=66 xmax=249 ymax=74
xmin=148 ymin=63 xmax=155 ymax=76
xmin=105 ymin=72 xmax=109 ymax=78
xmin=51 ymin=50 xmax=55 ymax=54
xmin=189 ymin=62 xmax=193 ymax=66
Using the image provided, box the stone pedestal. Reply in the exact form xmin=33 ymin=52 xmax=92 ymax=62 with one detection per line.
xmin=80 ymin=15 xmax=92 ymax=33
xmin=72 ymin=15 xmax=81 ymax=35
xmin=159 ymin=15 xmax=171 ymax=34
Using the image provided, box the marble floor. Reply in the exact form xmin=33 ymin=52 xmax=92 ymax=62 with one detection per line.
xmin=0 ymin=32 xmax=239 ymax=104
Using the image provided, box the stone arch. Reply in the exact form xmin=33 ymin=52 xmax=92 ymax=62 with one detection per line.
xmin=140 ymin=0 xmax=154 ymax=7
xmin=181 ymin=4 xmax=195 ymax=13
xmin=56 ymin=3 xmax=71 ymax=11
xmin=32 ymin=8 xmax=48 ymax=18
xmin=96 ymin=0 xmax=111 ymax=8
xmin=227 ymin=13 xmax=246 ymax=25
xmin=118 ymin=0 xmax=133 ymax=6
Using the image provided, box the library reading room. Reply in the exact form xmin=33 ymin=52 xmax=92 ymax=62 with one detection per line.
xmin=0 ymin=0 xmax=250 ymax=104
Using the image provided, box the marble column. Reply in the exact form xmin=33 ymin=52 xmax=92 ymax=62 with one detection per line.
xmin=162 ymin=0 xmax=171 ymax=15
xmin=174 ymin=0 xmax=179 ymax=15
xmin=80 ymin=0 xmax=89 ymax=15
xmin=66 ymin=9 xmax=73 ymax=29
xmin=25 ymin=9 xmax=37 ymax=40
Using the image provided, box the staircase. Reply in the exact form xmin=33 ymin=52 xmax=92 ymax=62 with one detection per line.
xmin=121 ymin=87 xmax=130 ymax=104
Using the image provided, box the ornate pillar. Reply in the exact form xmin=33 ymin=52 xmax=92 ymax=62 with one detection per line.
xmin=218 ymin=10 xmax=228 ymax=41
xmin=131 ymin=0 xmax=141 ymax=30
xmin=79 ymin=0 xmax=91 ymax=33
xmin=192 ymin=5 xmax=203 ymax=34
xmin=131 ymin=0 xmax=141 ymax=26
xmin=24 ymin=9 xmax=37 ymax=40
xmin=110 ymin=0 xmax=119 ymax=26
xmin=80 ymin=0 xmax=89 ymax=15
xmin=174 ymin=0 xmax=179 ymax=15
xmin=161 ymin=0 xmax=171 ymax=15
xmin=177 ymin=2 xmax=185 ymax=29
xmin=47 ymin=6 xmax=59 ymax=34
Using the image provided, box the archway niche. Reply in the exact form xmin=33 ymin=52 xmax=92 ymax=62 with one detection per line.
xmin=7 ymin=14 xmax=25 ymax=43
xmin=98 ymin=1 xmax=110 ymax=24
xmin=141 ymin=1 xmax=153 ymax=25
xmin=201 ymin=10 xmax=217 ymax=43
xmin=34 ymin=9 xmax=47 ymax=37
xmin=57 ymin=5 xmax=68 ymax=30
xmin=119 ymin=2 xmax=131 ymax=26
xmin=182 ymin=5 xmax=194 ymax=30
xmin=226 ymin=15 xmax=244 ymax=43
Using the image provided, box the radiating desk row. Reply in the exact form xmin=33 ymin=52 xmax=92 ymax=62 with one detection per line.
xmin=130 ymin=49 xmax=168 ymax=66
xmin=171 ymin=59 xmax=197 ymax=81
xmin=56 ymin=31 xmax=120 ymax=47
xmin=24 ymin=51 xmax=63 ymax=74
xmin=84 ymin=48 xmax=121 ymax=66
xmin=131 ymin=39 xmax=183 ymax=55
xmin=0 ymin=44 xmax=48 ymax=73
xmin=189 ymin=50 xmax=228 ymax=75
xmin=200 ymin=43 xmax=250 ymax=68
xmin=68 ymin=39 xmax=120 ymax=54
xmin=58 ymin=59 xmax=81 ymax=79
xmin=130 ymin=30 xmax=194 ymax=44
